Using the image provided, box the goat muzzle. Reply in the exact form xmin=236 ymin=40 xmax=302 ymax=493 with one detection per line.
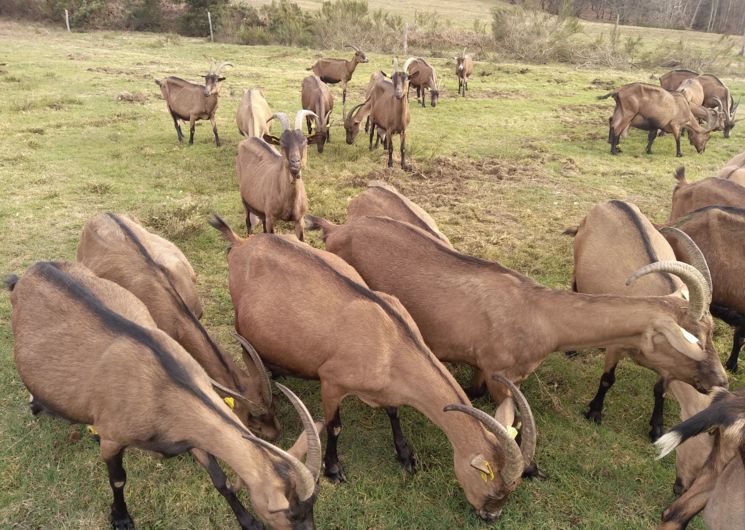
xmin=477 ymin=507 xmax=502 ymax=522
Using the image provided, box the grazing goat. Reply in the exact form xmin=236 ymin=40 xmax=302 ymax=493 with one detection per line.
xmin=236 ymin=88 xmax=272 ymax=139
xmin=600 ymin=83 xmax=718 ymax=157
xmin=76 ymin=213 xmax=280 ymax=439
xmin=343 ymin=71 xmax=389 ymax=146
xmin=237 ymin=110 xmax=319 ymax=241
xmin=566 ymin=200 xmax=723 ymax=440
xmin=347 ymin=181 xmax=452 ymax=247
xmin=655 ymin=386 xmax=745 ymax=530
xmin=6 ymin=261 xmax=321 ymax=530
xmin=210 ymin=214 xmax=536 ymax=522
xmin=677 ymin=78 xmax=705 ymax=105
xmin=307 ymin=45 xmax=368 ymax=109
xmin=716 ymin=150 xmax=745 ymax=186
xmin=306 ymin=215 xmax=727 ymax=433
xmin=301 ymin=75 xmax=334 ymax=153
xmin=660 ymin=69 xmax=698 ymax=92
xmin=669 ymin=167 xmax=745 ymax=222
xmin=455 ymin=49 xmax=473 ymax=97
xmin=666 ymin=206 xmax=745 ymax=372
xmin=155 ymin=61 xmax=231 ymax=146
xmin=406 ymin=57 xmax=440 ymax=108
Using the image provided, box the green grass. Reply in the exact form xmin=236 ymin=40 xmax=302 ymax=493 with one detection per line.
xmin=0 ymin=17 xmax=743 ymax=530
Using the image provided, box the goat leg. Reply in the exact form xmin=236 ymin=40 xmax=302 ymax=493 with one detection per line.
xmin=170 ymin=111 xmax=183 ymax=143
xmin=294 ymin=219 xmax=304 ymax=242
xmin=645 ymin=129 xmax=657 ymax=155
xmin=649 ymin=377 xmax=666 ymax=442
xmin=400 ymin=131 xmax=409 ymax=171
xmin=191 ymin=449 xmax=262 ymax=530
xmin=725 ymin=323 xmax=744 ymax=372
xmin=210 ymin=115 xmax=220 ymax=147
xmin=585 ymin=354 xmax=619 ymax=424
xmin=465 ymin=368 xmax=487 ymax=398
xmin=673 ymin=128 xmax=683 ymax=157
xmin=188 ymin=117 xmax=196 ymax=145
xmin=101 ymin=441 xmax=134 ymax=530
xmin=385 ymin=407 xmax=417 ymax=474
xmin=264 ymin=215 xmax=274 ymax=234
xmin=387 ymin=133 xmax=394 ymax=168
xmin=323 ymin=409 xmax=346 ymax=483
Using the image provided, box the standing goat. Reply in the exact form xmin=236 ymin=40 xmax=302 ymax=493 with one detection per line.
xmin=343 ymin=71 xmax=389 ymax=147
xmin=655 ymin=386 xmax=745 ymax=530
xmin=306 ymin=215 xmax=726 ymax=433
xmin=210 ymin=215 xmax=537 ymax=522
xmin=237 ymin=110 xmax=319 ymax=241
xmin=407 ymin=57 xmax=440 ymax=108
xmin=6 ymin=261 xmax=321 ymax=530
xmin=155 ymin=61 xmax=231 ymax=146
xmin=455 ymin=49 xmax=473 ymax=97
xmin=660 ymin=69 xmax=698 ymax=92
xmin=669 ymin=167 xmax=745 ymax=222
xmin=600 ymin=83 xmax=718 ymax=157
xmin=236 ymin=88 xmax=272 ymax=138
xmin=307 ymin=45 xmax=367 ymax=111
xmin=77 ymin=213 xmax=280 ymax=439
xmin=301 ymin=75 xmax=334 ymax=153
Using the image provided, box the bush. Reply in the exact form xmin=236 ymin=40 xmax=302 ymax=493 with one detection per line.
xmin=491 ymin=7 xmax=582 ymax=63
xmin=179 ymin=0 xmax=228 ymax=37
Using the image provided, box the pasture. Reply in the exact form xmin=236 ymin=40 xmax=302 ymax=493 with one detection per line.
xmin=0 ymin=16 xmax=743 ymax=530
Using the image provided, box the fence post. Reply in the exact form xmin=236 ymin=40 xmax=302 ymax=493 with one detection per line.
xmin=208 ymin=11 xmax=214 ymax=42
xmin=65 ymin=9 xmax=70 ymax=32
xmin=403 ymin=22 xmax=408 ymax=56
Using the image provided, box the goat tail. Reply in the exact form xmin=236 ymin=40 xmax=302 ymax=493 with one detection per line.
xmin=304 ymin=215 xmax=337 ymax=241
xmin=597 ymin=90 xmax=617 ymax=100
xmin=673 ymin=166 xmax=687 ymax=184
xmin=4 ymin=274 xmax=18 ymax=292
xmin=209 ymin=213 xmax=245 ymax=246
xmin=654 ymin=388 xmax=740 ymax=460
xmin=154 ymin=78 xmax=162 ymax=86
xmin=562 ymin=226 xmax=578 ymax=236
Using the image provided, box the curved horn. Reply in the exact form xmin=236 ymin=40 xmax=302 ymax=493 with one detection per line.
xmin=209 ymin=377 xmax=265 ymax=412
xmin=491 ymin=374 xmax=536 ymax=469
xmin=294 ymin=110 xmax=318 ymax=131
xmin=214 ymin=62 xmax=233 ymax=75
xmin=626 ymin=261 xmax=710 ymax=321
xmin=346 ymin=102 xmax=366 ymax=121
xmin=233 ymin=332 xmax=272 ymax=406
xmin=444 ymin=404 xmax=524 ymax=485
xmin=392 ymin=56 xmax=400 ymax=71
xmin=402 ymin=57 xmax=416 ymax=74
xmin=462 ymin=47 xmax=467 ymax=57
xmin=713 ymin=96 xmax=724 ymax=111
xmin=272 ymin=112 xmax=290 ymax=132
xmin=276 ymin=383 xmax=322 ymax=482
xmin=346 ymin=44 xmax=361 ymax=52
xmin=660 ymin=227 xmax=712 ymax=292
xmin=243 ymin=433 xmax=316 ymax=502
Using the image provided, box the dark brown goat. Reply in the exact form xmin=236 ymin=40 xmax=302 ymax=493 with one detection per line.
xmin=407 ymin=57 xmax=440 ymax=108
xmin=155 ymin=61 xmax=231 ymax=146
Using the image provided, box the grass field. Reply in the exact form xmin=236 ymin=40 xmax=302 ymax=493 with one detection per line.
xmin=0 ymin=14 xmax=743 ymax=530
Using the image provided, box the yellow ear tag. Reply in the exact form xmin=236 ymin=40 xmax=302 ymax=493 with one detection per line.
xmin=507 ymin=426 xmax=518 ymax=440
xmin=480 ymin=461 xmax=495 ymax=482
xmin=224 ymin=396 xmax=235 ymax=410
xmin=87 ymin=425 xmax=98 ymax=436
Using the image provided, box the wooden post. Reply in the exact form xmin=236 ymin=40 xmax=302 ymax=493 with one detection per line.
xmin=403 ymin=22 xmax=408 ymax=56
xmin=208 ymin=11 xmax=214 ymax=42
xmin=65 ymin=9 xmax=70 ymax=32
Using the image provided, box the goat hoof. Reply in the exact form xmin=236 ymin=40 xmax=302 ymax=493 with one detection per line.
xmin=649 ymin=425 xmax=663 ymax=442
xmin=397 ymin=452 xmax=417 ymax=474
xmin=324 ymin=464 xmax=347 ymax=484
xmin=29 ymin=396 xmax=42 ymax=416
xmin=584 ymin=409 xmax=602 ymax=424
xmin=110 ymin=512 xmax=135 ymax=530
xmin=725 ymin=360 xmax=738 ymax=373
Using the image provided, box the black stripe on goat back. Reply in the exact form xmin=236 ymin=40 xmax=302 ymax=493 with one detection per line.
xmin=609 ymin=200 xmax=676 ymax=292
xmin=34 ymin=261 xmax=246 ymax=434
xmin=676 ymin=205 xmax=745 ymax=224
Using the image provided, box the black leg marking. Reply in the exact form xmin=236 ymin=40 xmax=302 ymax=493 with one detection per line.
xmin=213 ymin=126 xmax=220 ymax=147
xmin=649 ymin=378 xmax=666 ymax=442
xmin=170 ymin=112 xmax=183 ymax=143
xmin=585 ymin=363 xmax=617 ymax=424
xmin=324 ymin=409 xmax=346 ymax=483
xmin=675 ymin=134 xmax=682 ymax=157
xmin=725 ymin=324 xmax=744 ymax=372
xmin=645 ymin=129 xmax=657 ymax=154
xmin=189 ymin=126 xmax=195 ymax=145
xmin=385 ymin=407 xmax=416 ymax=474
xmin=106 ymin=450 xmax=134 ymax=530
xmin=203 ymin=453 xmax=262 ymax=530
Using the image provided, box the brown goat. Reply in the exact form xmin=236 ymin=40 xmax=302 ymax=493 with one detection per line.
xmin=655 ymin=386 xmax=745 ymax=530
xmin=210 ymin=214 xmax=537 ymax=522
xmin=76 ymin=213 xmax=280 ymax=439
xmin=666 ymin=206 xmax=745 ymax=372
xmin=307 ymin=45 xmax=368 ymax=109
xmin=407 ymin=57 xmax=440 ymax=108
xmin=6 ymin=261 xmax=321 ymax=530
xmin=716 ymin=150 xmax=745 ymax=186
xmin=236 ymin=88 xmax=272 ymax=138
xmin=343 ymin=71 xmax=389 ymax=146
xmin=677 ymin=78 xmax=705 ymax=105
xmin=347 ymin=181 xmax=452 ymax=247
xmin=566 ymin=200 xmax=724 ymax=442
xmin=237 ymin=110 xmax=320 ymax=241
xmin=660 ymin=69 xmax=698 ymax=92
xmin=155 ymin=61 xmax=231 ymax=146
xmin=301 ymin=75 xmax=334 ymax=153
xmin=669 ymin=167 xmax=745 ymax=222
xmin=455 ymin=49 xmax=474 ymax=97
xmin=601 ymin=83 xmax=717 ymax=157
xmin=306 ymin=214 xmax=727 ymax=433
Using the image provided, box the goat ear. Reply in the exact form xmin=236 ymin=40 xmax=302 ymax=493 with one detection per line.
xmin=262 ymin=133 xmax=281 ymax=145
xmin=218 ymin=77 xmax=226 ymax=82
xmin=266 ymin=495 xmax=291 ymax=514
xmin=469 ymin=454 xmax=493 ymax=475
xmin=643 ymin=320 xmax=705 ymax=361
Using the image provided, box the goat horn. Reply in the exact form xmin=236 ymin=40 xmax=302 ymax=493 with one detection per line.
xmin=214 ymin=62 xmax=233 ymax=75
xmin=233 ymin=332 xmax=273 ymax=406
xmin=443 ymin=404 xmax=524 ymax=485
xmin=659 ymin=227 xmax=712 ymax=293
xmin=626 ymin=261 xmax=710 ymax=321
xmin=209 ymin=377 xmax=265 ymax=412
xmin=272 ymin=112 xmax=290 ymax=132
xmin=491 ymin=374 xmax=536 ymax=469
xmin=346 ymin=102 xmax=366 ymax=121
xmin=346 ymin=44 xmax=361 ymax=52
xmin=276 ymin=383 xmax=322 ymax=482
xmin=402 ymin=57 xmax=416 ymax=74
xmin=392 ymin=56 xmax=400 ymax=70
xmin=294 ymin=110 xmax=318 ymax=131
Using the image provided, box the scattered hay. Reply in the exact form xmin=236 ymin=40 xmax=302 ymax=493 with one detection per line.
xmin=145 ymin=197 xmax=209 ymax=241
xmin=116 ymin=91 xmax=148 ymax=104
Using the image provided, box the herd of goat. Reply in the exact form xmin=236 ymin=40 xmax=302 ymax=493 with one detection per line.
xmin=5 ymin=43 xmax=745 ymax=530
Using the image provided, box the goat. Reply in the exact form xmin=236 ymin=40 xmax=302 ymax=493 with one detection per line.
xmin=665 ymin=206 xmax=745 ymax=372
xmin=655 ymin=386 xmax=745 ymax=530
xmin=155 ymin=61 xmax=231 ymax=146
xmin=307 ymin=45 xmax=368 ymax=110
xmin=347 ymin=181 xmax=452 ymax=247
xmin=343 ymin=71 xmax=389 ymax=146
xmin=76 ymin=212 xmax=280 ymax=439
xmin=6 ymin=261 xmax=321 ymax=530
xmin=566 ymin=200 xmax=723 ymax=441
xmin=660 ymin=69 xmax=698 ymax=92
xmin=677 ymin=78 xmax=705 ymax=105
xmin=301 ymin=75 xmax=334 ymax=153
xmin=600 ymin=83 xmax=718 ymax=157
xmin=210 ymin=214 xmax=537 ymax=522
xmin=237 ymin=110 xmax=320 ymax=242
xmin=236 ymin=88 xmax=272 ymax=139
xmin=455 ymin=49 xmax=473 ymax=97
xmin=669 ymin=167 xmax=745 ymax=222
xmin=716 ymin=150 xmax=745 ymax=186
xmin=406 ymin=57 xmax=440 ymax=108
xmin=306 ymin=214 xmax=727 ymax=434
